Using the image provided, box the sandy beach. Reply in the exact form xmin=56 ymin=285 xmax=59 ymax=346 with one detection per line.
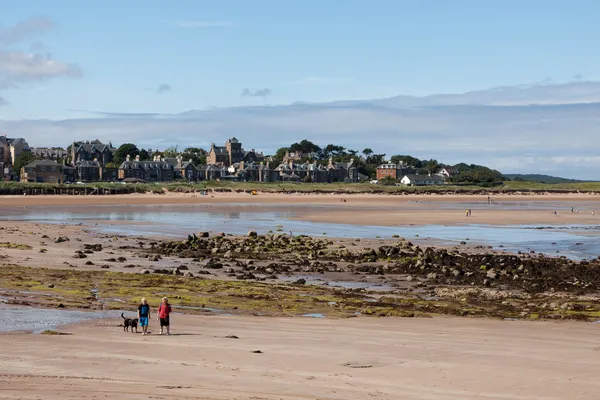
xmin=1 ymin=314 xmax=599 ymax=399
xmin=2 ymin=192 xmax=600 ymax=399
xmin=2 ymin=192 xmax=600 ymax=226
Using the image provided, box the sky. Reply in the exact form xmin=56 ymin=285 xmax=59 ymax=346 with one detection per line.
xmin=1 ymin=0 xmax=600 ymax=179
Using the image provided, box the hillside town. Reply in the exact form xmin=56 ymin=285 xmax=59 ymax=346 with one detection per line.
xmin=1 ymin=135 xmax=499 ymax=186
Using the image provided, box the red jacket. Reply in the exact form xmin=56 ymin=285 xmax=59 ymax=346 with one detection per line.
xmin=158 ymin=303 xmax=172 ymax=318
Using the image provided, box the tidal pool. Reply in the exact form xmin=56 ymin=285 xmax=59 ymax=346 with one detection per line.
xmin=0 ymin=304 xmax=121 ymax=333
xmin=2 ymin=204 xmax=600 ymax=260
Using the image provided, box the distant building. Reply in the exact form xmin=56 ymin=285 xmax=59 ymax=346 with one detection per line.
xmin=32 ymin=147 xmax=68 ymax=161
xmin=118 ymin=155 xmax=174 ymax=182
xmin=20 ymin=160 xmax=64 ymax=184
xmin=437 ymin=167 xmax=459 ymax=179
xmin=70 ymin=140 xmax=115 ymax=166
xmin=400 ymin=174 xmax=444 ymax=186
xmin=376 ymin=163 xmax=416 ymax=181
xmin=165 ymin=156 xmax=199 ymax=181
xmin=1 ymin=135 xmax=30 ymax=179
xmin=206 ymin=138 xmax=243 ymax=167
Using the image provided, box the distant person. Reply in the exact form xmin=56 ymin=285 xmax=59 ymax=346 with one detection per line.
xmin=466 ymin=209 xmax=470 ymax=217
xmin=138 ymin=298 xmax=150 ymax=335
xmin=593 ymin=210 xmax=596 ymax=216
xmin=571 ymin=207 xmax=575 ymax=213
xmin=468 ymin=209 xmax=472 ymax=217
xmin=553 ymin=210 xmax=557 ymax=215
xmin=487 ymin=195 xmax=491 ymax=204
xmin=157 ymin=297 xmax=172 ymax=335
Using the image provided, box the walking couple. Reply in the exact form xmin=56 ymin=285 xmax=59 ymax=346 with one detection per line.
xmin=137 ymin=297 xmax=172 ymax=335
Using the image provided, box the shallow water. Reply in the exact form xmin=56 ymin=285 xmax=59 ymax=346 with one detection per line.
xmin=0 ymin=304 xmax=121 ymax=333
xmin=3 ymin=203 xmax=600 ymax=260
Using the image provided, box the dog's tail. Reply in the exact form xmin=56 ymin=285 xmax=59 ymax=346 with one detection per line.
xmin=121 ymin=312 xmax=126 ymax=319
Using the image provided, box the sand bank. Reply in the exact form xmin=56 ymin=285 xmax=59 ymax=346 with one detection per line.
xmin=0 ymin=314 xmax=598 ymax=399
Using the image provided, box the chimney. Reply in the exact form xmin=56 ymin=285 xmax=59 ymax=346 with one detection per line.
xmin=126 ymin=154 xmax=131 ymax=162
xmin=135 ymin=155 xmax=140 ymax=162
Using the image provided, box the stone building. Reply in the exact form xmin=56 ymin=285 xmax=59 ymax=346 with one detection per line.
xmin=70 ymin=140 xmax=115 ymax=166
xmin=118 ymin=155 xmax=174 ymax=182
xmin=1 ymin=135 xmax=30 ymax=178
xmin=206 ymin=138 xmax=243 ymax=167
xmin=20 ymin=160 xmax=64 ymax=183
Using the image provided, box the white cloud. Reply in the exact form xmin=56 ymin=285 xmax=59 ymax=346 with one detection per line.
xmin=0 ymin=17 xmax=82 ymax=104
xmin=0 ymin=51 xmax=82 ymax=82
xmin=173 ymin=20 xmax=233 ymax=28
xmin=0 ymin=16 xmax=53 ymax=45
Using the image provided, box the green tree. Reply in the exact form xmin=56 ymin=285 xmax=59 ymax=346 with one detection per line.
xmin=289 ymin=139 xmax=321 ymax=155
xmin=139 ymin=148 xmax=151 ymax=161
xmin=13 ymin=151 xmax=38 ymax=175
xmin=163 ymin=146 xmax=179 ymax=158
xmin=114 ymin=143 xmax=140 ymax=164
xmin=362 ymin=148 xmax=373 ymax=158
xmin=379 ymin=176 xmax=397 ymax=186
xmin=390 ymin=155 xmax=422 ymax=168
xmin=425 ymin=159 xmax=440 ymax=174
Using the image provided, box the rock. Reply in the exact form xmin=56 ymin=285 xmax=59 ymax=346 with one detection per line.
xmin=117 ymin=257 xmax=127 ymax=263
xmin=140 ymin=269 xmax=151 ymax=274
xmin=73 ymin=252 xmax=87 ymax=259
xmin=48 ymin=283 xmax=54 ymax=288
xmin=483 ymin=279 xmax=491 ymax=287
xmin=294 ymin=278 xmax=307 ymax=285
xmin=247 ymin=231 xmax=258 ymax=238
xmin=183 ymin=271 xmax=194 ymax=278
xmin=55 ymin=303 xmax=65 ymax=308
xmin=251 ymin=350 xmax=263 ymax=354
xmin=84 ymin=244 xmax=103 ymax=252
xmin=85 ymin=261 xmax=94 ymax=265
xmin=148 ymin=255 xmax=161 ymax=262
xmin=55 ymin=236 xmax=69 ymax=243
xmin=224 ymin=250 xmax=233 ymax=259
xmin=426 ymin=272 xmax=437 ymax=280
xmin=460 ymin=241 xmax=467 ymax=245
xmin=452 ymin=269 xmax=461 ymax=277
xmin=405 ymin=275 xmax=413 ymax=282
xmin=198 ymin=231 xmax=210 ymax=238
xmin=101 ymin=265 xmax=110 ymax=269
xmin=225 ymin=335 xmax=239 ymax=339
xmin=486 ymin=269 xmax=498 ymax=280
xmin=178 ymin=265 xmax=189 ymax=270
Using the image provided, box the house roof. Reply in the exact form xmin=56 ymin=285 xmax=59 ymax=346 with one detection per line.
xmin=402 ymin=174 xmax=444 ymax=182
xmin=75 ymin=160 xmax=100 ymax=167
xmin=119 ymin=160 xmax=173 ymax=170
xmin=23 ymin=160 xmax=62 ymax=168
xmin=74 ymin=141 xmax=114 ymax=155
xmin=211 ymin=146 xmax=228 ymax=155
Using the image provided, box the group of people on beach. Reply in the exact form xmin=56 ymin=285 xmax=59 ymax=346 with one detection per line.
xmin=137 ymin=297 xmax=172 ymax=335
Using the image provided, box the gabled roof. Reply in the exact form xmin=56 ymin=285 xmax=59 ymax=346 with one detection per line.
xmin=23 ymin=160 xmax=62 ymax=168
xmin=119 ymin=160 xmax=173 ymax=170
xmin=211 ymin=146 xmax=228 ymax=155
xmin=402 ymin=174 xmax=444 ymax=183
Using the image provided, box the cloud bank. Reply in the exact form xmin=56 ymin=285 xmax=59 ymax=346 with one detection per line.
xmin=3 ymin=81 xmax=600 ymax=180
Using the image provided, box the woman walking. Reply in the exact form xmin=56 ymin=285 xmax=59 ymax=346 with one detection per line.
xmin=157 ymin=297 xmax=172 ymax=335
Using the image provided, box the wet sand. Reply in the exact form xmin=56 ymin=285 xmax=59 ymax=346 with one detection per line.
xmin=2 ymin=192 xmax=600 ymax=226
xmin=1 ymin=314 xmax=599 ymax=399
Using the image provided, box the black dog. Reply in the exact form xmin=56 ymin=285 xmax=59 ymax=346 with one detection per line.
xmin=121 ymin=313 xmax=138 ymax=333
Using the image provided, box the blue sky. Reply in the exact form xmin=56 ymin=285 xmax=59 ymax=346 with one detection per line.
xmin=2 ymin=1 xmax=600 ymax=179
xmin=2 ymin=0 xmax=600 ymax=118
